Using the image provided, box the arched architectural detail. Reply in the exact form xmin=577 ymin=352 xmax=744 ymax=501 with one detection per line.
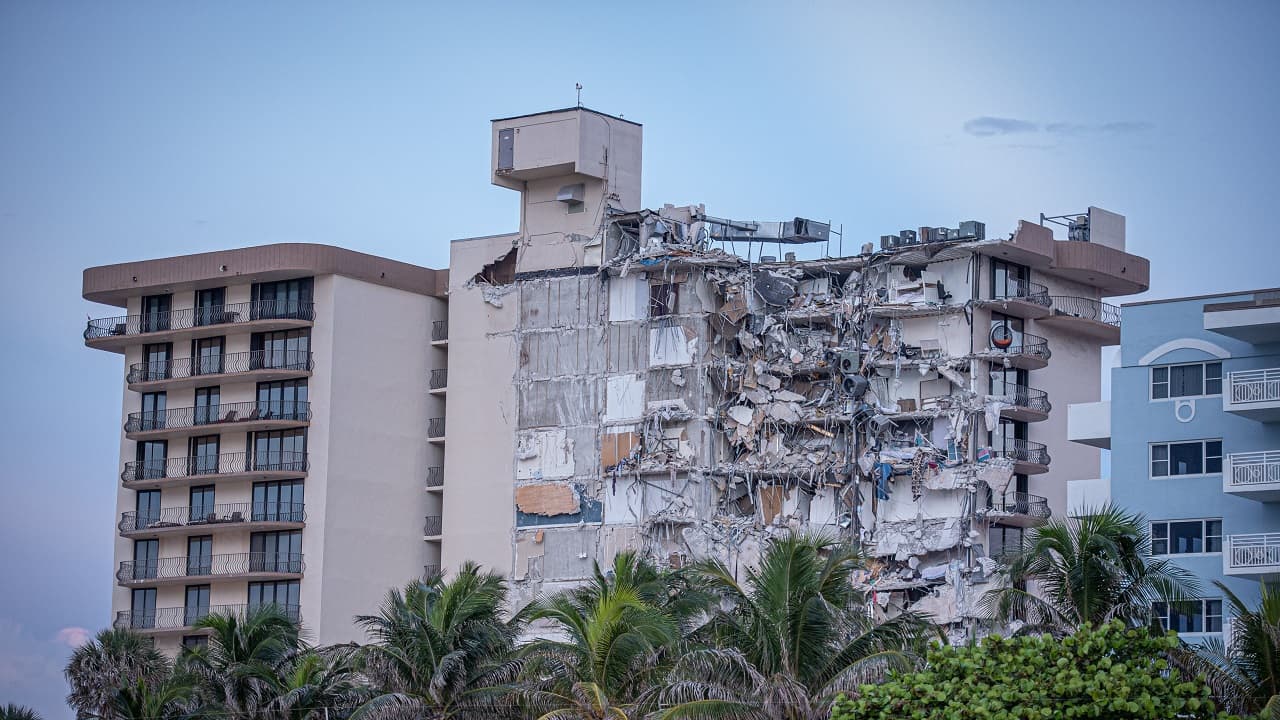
xmin=1138 ymin=338 xmax=1232 ymax=366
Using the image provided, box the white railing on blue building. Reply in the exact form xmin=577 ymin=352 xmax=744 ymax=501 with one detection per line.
xmin=1229 ymin=451 xmax=1280 ymax=487
xmin=1228 ymin=533 xmax=1280 ymax=570
xmin=1230 ymin=369 xmax=1280 ymax=404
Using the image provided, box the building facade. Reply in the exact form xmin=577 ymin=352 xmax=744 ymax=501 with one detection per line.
xmin=1069 ymin=289 xmax=1280 ymax=643
xmin=85 ymin=106 xmax=1152 ymax=644
xmin=83 ymin=246 xmax=448 ymax=652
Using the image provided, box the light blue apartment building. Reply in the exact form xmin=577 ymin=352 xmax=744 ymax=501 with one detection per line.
xmin=1069 ymin=288 xmax=1280 ymax=642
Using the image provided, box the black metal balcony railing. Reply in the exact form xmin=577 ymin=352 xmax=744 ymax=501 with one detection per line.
xmin=125 ymin=400 xmax=311 ymax=433
xmin=117 ymin=552 xmax=305 ymax=583
xmin=428 ymin=417 xmax=445 ymax=438
xmin=430 ymin=369 xmax=448 ymax=390
xmin=994 ymin=278 xmax=1050 ymax=307
xmin=426 ymin=466 xmax=444 ymax=488
xmin=423 ymin=564 xmax=441 ymax=578
xmin=424 ymin=515 xmax=442 ymax=536
xmin=127 ymin=350 xmax=314 ymax=384
xmin=121 ymin=450 xmax=308 ymax=484
xmin=990 ymin=438 xmax=1052 ymax=466
xmin=120 ymin=502 xmax=306 ymax=533
xmin=86 ymin=299 xmax=316 ymax=340
xmin=990 ymin=492 xmax=1051 ymax=519
xmin=1047 ymin=296 xmax=1121 ymax=327
xmin=114 ymin=603 xmax=301 ymax=631
xmin=989 ymin=332 xmax=1052 ymax=361
xmin=432 ymin=320 xmax=448 ymax=342
xmin=995 ymin=384 xmax=1052 ymax=415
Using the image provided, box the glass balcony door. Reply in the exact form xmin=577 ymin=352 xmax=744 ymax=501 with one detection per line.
xmin=193 ymin=337 xmax=225 ymax=376
xmin=186 ymin=536 xmax=212 ymax=576
xmin=141 ymin=294 xmax=171 ymax=333
xmin=131 ymin=588 xmax=157 ymax=629
xmin=133 ymin=540 xmax=158 ymax=580
xmin=195 ymin=288 xmax=226 ymax=327
xmin=135 ymin=490 xmax=161 ymax=530
xmin=184 ymin=585 xmax=211 ymax=626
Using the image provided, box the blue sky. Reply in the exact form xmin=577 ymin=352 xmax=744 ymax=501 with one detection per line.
xmin=2 ymin=1 xmax=1278 ymax=715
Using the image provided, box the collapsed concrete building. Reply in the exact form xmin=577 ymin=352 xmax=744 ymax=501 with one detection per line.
xmin=438 ymin=106 xmax=1152 ymax=631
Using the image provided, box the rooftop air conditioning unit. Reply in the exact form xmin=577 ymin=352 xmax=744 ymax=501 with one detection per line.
xmin=898 ymin=230 xmax=919 ymax=246
xmin=880 ymin=234 xmax=901 ymax=250
xmin=959 ymin=220 xmax=986 ymax=241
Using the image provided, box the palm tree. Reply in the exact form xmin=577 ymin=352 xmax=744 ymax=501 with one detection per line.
xmin=179 ymin=604 xmax=304 ymax=718
xmin=981 ymin=503 xmax=1197 ymax=631
xmin=0 ymin=704 xmax=44 ymax=720
xmin=654 ymin=532 xmax=928 ymax=720
xmin=1182 ymin=581 xmax=1280 ymax=716
xmin=110 ymin=678 xmax=193 ymax=720
xmin=518 ymin=552 xmax=684 ymax=719
xmin=265 ymin=645 xmax=370 ymax=720
xmin=352 ymin=562 xmax=523 ymax=720
xmin=65 ymin=627 xmax=172 ymax=720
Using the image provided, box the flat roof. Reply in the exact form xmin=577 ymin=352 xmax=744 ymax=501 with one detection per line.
xmin=1123 ymin=287 xmax=1280 ymax=308
xmin=83 ymin=242 xmax=448 ymax=306
xmin=491 ymin=106 xmax=642 ymax=128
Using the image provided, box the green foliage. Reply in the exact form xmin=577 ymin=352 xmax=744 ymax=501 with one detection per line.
xmin=0 ymin=704 xmax=44 ymax=720
xmin=832 ymin=622 xmax=1236 ymax=720
xmin=1179 ymin=581 xmax=1280 ymax=715
xmin=65 ymin=627 xmax=172 ymax=720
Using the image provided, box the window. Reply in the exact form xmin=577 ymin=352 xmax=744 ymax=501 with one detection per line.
xmin=142 ymin=343 xmax=172 ymax=381
xmin=1151 ymin=440 xmax=1223 ymax=477
xmin=649 ymin=283 xmax=679 ymax=317
xmin=988 ymin=526 xmax=1024 ymax=558
xmin=181 ymin=635 xmax=208 ymax=650
xmin=258 ymin=380 xmax=307 ymax=420
xmin=991 ymin=260 xmax=1030 ymax=300
xmin=136 ymin=441 xmax=167 ymax=479
xmin=141 ymin=294 xmax=171 ymax=333
xmin=184 ymin=585 xmax=210 ymax=626
xmin=251 ymin=531 xmax=302 ymax=573
xmin=133 ymin=540 xmax=158 ymax=580
xmin=192 ymin=337 xmax=224 ymax=376
xmin=249 ymin=580 xmax=300 ymax=618
xmin=194 ymin=387 xmax=220 ymax=425
xmin=253 ymin=330 xmax=310 ymax=370
xmin=140 ymin=392 xmax=166 ymax=431
xmin=988 ymin=419 xmax=1027 ymax=455
xmin=252 ymin=278 xmax=313 ymax=320
xmin=1153 ymin=599 xmax=1223 ymax=634
xmin=186 ymin=536 xmax=212 ymax=576
xmin=189 ymin=485 xmax=215 ymax=523
xmin=254 ymin=480 xmax=304 ymax=522
xmin=131 ymin=588 xmax=157 ymax=629
xmin=1151 ymin=362 xmax=1222 ymax=399
xmin=194 ymin=288 xmax=226 ymax=327
xmin=1152 ymin=519 xmax=1222 ymax=555
xmin=188 ymin=436 xmax=219 ymax=476
xmin=253 ymin=429 xmax=306 ymax=471
xmin=134 ymin=490 xmax=161 ymax=530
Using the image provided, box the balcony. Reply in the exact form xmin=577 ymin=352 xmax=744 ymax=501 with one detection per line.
xmin=995 ymin=384 xmax=1051 ymax=423
xmin=119 ymin=502 xmax=306 ymax=537
xmin=430 ymin=369 xmax=448 ymax=393
xmin=114 ymin=603 xmax=300 ymax=633
xmin=423 ymin=564 xmax=441 ymax=577
xmin=986 ymin=492 xmax=1051 ymax=528
xmin=975 ymin=331 xmax=1051 ymax=370
xmin=124 ymin=400 xmax=311 ymax=440
xmin=121 ymin=451 xmax=308 ymax=490
xmin=1038 ymin=296 xmax=1122 ymax=344
xmin=1067 ymin=401 xmax=1111 ymax=450
xmin=1224 ymin=369 xmax=1280 ymax=422
xmin=85 ymin=300 xmax=315 ymax=353
xmin=1204 ymin=293 xmax=1280 ymax=343
xmin=423 ymin=515 xmax=442 ymax=539
xmin=1224 ymin=451 xmax=1280 ymax=502
xmin=984 ymin=279 xmax=1051 ymax=319
xmin=127 ymin=350 xmax=313 ymax=391
xmin=988 ymin=439 xmax=1051 ymax=475
xmin=432 ymin=320 xmax=449 ymax=345
xmin=1049 ymin=238 xmax=1150 ymax=295
xmin=426 ymin=466 xmax=444 ymax=490
xmin=1224 ymin=533 xmax=1280 ymax=579
xmin=117 ymin=552 xmax=305 ymax=587
xmin=428 ymin=417 xmax=445 ymax=442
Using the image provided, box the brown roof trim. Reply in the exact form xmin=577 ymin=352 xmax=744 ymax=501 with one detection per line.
xmin=1123 ymin=287 xmax=1280 ymax=308
xmin=83 ymin=243 xmax=447 ymax=306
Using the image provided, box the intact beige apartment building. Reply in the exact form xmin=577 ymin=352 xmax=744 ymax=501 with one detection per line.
xmin=85 ymin=106 xmax=1151 ymax=645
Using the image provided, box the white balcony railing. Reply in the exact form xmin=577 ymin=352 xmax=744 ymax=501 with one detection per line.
xmin=1228 ymin=533 xmax=1280 ymax=570
xmin=1229 ymin=451 xmax=1280 ymax=487
xmin=1230 ymin=369 xmax=1280 ymax=404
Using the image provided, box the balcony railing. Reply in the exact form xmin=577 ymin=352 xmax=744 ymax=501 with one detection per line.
xmin=424 ymin=515 xmax=442 ymax=536
xmin=125 ymin=400 xmax=311 ymax=434
xmin=86 ymin=300 xmax=315 ymax=340
xmin=995 ymin=384 xmax=1051 ymax=415
xmin=989 ymin=438 xmax=1051 ymax=466
xmin=117 ymin=552 xmax=305 ymax=583
xmin=423 ymin=564 xmax=441 ymax=577
xmin=994 ymin=279 xmax=1050 ymax=307
xmin=432 ymin=320 xmax=448 ymax=342
xmin=128 ymin=350 xmax=313 ymax=384
xmin=120 ymin=502 xmax=306 ymax=533
xmin=1229 ymin=451 xmax=1280 ymax=487
xmin=121 ymin=450 xmax=308 ymax=484
xmin=114 ymin=603 xmax=300 ymax=631
xmin=430 ymin=369 xmax=448 ymax=390
xmin=1230 ymin=369 xmax=1280 ymax=405
xmin=1047 ymin=296 xmax=1122 ymax=327
xmin=426 ymin=466 xmax=444 ymax=488
xmin=428 ymin=417 xmax=445 ymax=438
xmin=990 ymin=492 xmax=1051 ymax=519
xmin=1228 ymin=533 xmax=1280 ymax=570
xmin=988 ymin=332 xmax=1052 ymax=362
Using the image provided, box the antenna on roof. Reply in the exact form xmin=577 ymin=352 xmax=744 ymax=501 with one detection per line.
xmin=575 ymin=83 xmax=583 ymax=108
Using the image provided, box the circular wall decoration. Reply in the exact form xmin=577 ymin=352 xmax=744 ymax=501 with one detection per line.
xmin=1174 ymin=399 xmax=1196 ymax=423
xmin=990 ymin=323 xmax=1015 ymax=349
